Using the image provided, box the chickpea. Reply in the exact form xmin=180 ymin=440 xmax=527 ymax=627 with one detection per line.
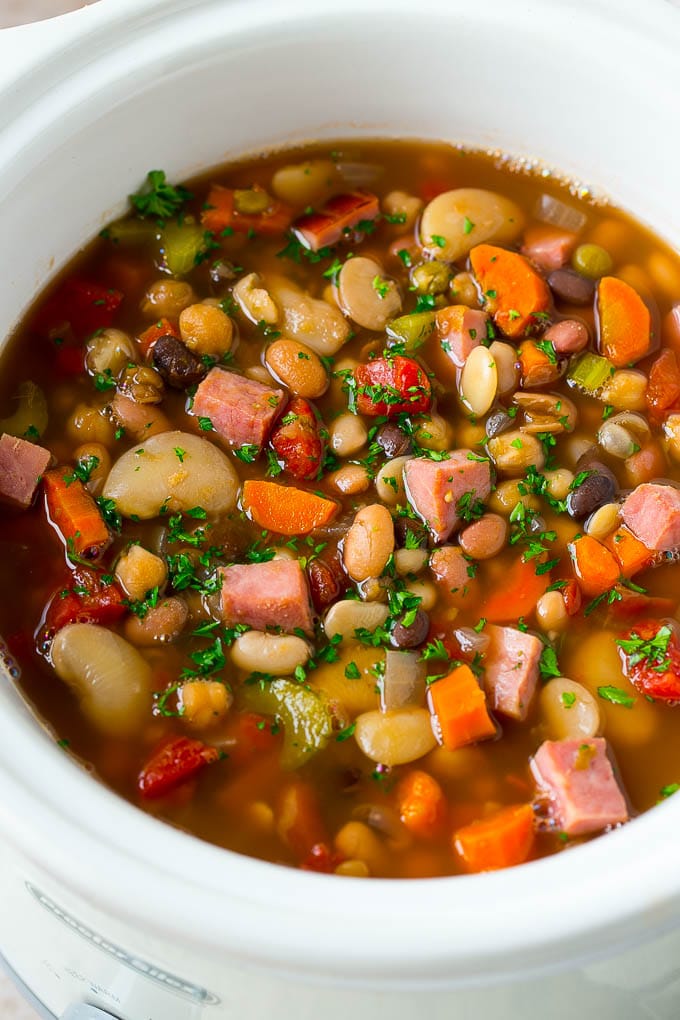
xmin=543 ymin=468 xmax=574 ymax=501
xmin=411 ymin=262 xmax=450 ymax=295
xmin=142 ymin=279 xmax=196 ymax=319
xmin=382 ymin=190 xmax=423 ymax=232
xmin=73 ymin=442 xmax=111 ymax=496
xmin=449 ymin=271 xmax=480 ymax=308
xmin=115 ymin=544 xmax=168 ymax=601
xmin=394 ymin=548 xmax=428 ymax=577
xmin=601 ymin=370 xmax=647 ymax=412
xmin=487 ymin=430 xmax=545 ymax=474
xmin=180 ymin=680 xmax=232 ymax=729
xmin=489 ymin=479 xmax=540 ymax=516
xmin=85 ymin=329 xmax=137 ymax=379
xmin=535 ymin=590 xmax=568 ymax=632
xmin=67 ymin=402 xmax=115 ymax=445
xmin=403 ymin=579 xmax=438 ymax=612
xmin=334 ymin=821 xmax=387 ymax=876
xmin=411 ymin=412 xmax=453 ymax=452
xmin=179 ymin=303 xmax=234 ymax=357
xmin=119 ymin=365 xmax=164 ymax=405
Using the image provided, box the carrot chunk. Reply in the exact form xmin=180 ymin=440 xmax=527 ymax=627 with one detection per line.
xmin=201 ymin=185 xmax=293 ymax=237
xmin=604 ymin=526 xmax=653 ymax=578
xmin=518 ymin=339 xmax=560 ymax=387
xmin=453 ymin=803 xmax=535 ymax=873
xmin=138 ymin=316 xmax=180 ymax=356
xmin=568 ymin=534 xmax=620 ymax=597
xmin=596 ymin=276 xmax=651 ymax=367
xmin=427 ymin=664 xmax=496 ymax=751
xmin=242 ymin=479 xmax=338 ymax=535
xmin=469 ymin=244 xmax=551 ymax=338
xmin=398 ymin=769 xmax=448 ymax=839
xmin=646 ymin=349 xmax=680 ymax=423
xmin=481 ymin=556 xmax=550 ymax=622
xmin=43 ymin=469 xmax=111 ymax=560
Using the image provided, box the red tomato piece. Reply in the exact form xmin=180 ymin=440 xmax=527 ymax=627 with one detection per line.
xmin=618 ymin=619 xmax=680 ymax=702
xmin=561 ymin=579 xmax=582 ymax=617
xmin=353 ymin=356 xmax=432 ymax=417
xmin=301 ymin=842 xmax=343 ymax=873
xmin=54 ymin=346 xmax=85 ymax=377
xmin=138 ymin=737 xmax=220 ymax=799
xmin=270 ymin=397 xmax=325 ymax=481
xmin=35 ymin=278 xmax=123 ymax=340
xmin=646 ymin=349 xmax=680 ymax=424
xmin=41 ymin=567 xmax=127 ymax=640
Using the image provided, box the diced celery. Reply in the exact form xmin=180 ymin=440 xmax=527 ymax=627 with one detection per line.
xmin=104 ymin=219 xmax=160 ymax=246
xmin=161 ymin=221 xmax=208 ymax=276
xmin=385 ymin=311 xmax=436 ymax=352
xmin=0 ymin=381 xmax=48 ymax=440
xmin=567 ymin=352 xmax=613 ymax=394
xmin=239 ymin=678 xmax=333 ymax=769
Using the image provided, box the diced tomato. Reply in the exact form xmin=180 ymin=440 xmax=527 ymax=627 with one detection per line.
xmin=618 ymin=619 xmax=680 ymax=702
xmin=561 ymin=579 xmax=582 ymax=617
xmin=138 ymin=736 xmax=220 ymax=799
xmin=353 ymin=356 xmax=432 ymax=417
xmin=301 ymin=842 xmax=343 ymax=874
xmin=54 ymin=345 xmax=85 ymax=377
xmin=231 ymin=711 xmax=281 ymax=762
xmin=40 ymin=567 xmax=127 ymax=644
xmin=270 ymin=397 xmax=324 ymax=481
xmin=292 ymin=191 xmax=380 ymax=252
xmin=137 ymin=317 xmax=180 ymax=357
xmin=646 ymin=349 xmax=680 ymax=424
xmin=34 ymin=278 xmax=123 ymax=340
xmin=201 ymin=185 xmax=293 ymax=237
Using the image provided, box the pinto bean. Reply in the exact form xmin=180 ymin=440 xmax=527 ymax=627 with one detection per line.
xmin=459 ymin=513 xmax=508 ymax=560
xmin=73 ymin=442 xmax=111 ymax=496
xmin=343 ymin=504 xmax=395 ymax=581
xmin=327 ymin=464 xmax=371 ymax=495
xmin=328 ymin=412 xmax=368 ymax=457
xmin=152 ymin=334 xmax=206 ymax=389
xmin=543 ymin=319 xmax=589 ymax=356
xmin=124 ymin=597 xmax=188 ymax=646
xmin=265 ymin=339 xmax=329 ymax=399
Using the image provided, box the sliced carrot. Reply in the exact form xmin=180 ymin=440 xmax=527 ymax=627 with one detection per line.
xmin=453 ymin=803 xmax=535 ymax=873
xmin=518 ymin=339 xmax=561 ymax=387
xmin=397 ymin=769 xmax=447 ymax=839
xmin=427 ymin=664 xmax=496 ymax=751
xmin=469 ymin=244 xmax=551 ymax=338
xmin=138 ymin=317 xmax=180 ymax=356
xmin=242 ymin=479 xmax=338 ymax=536
xmin=481 ymin=556 xmax=550 ymax=622
xmin=202 ymin=185 xmax=293 ymax=237
xmin=568 ymin=534 xmax=620 ymax=597
xmin=646 ymin=349 xmax=680 ymax=423
xmin=43 ymin=469 xmax=111 ymax=560
xmin=597 ymin=276 xmax=651 ymax=367
xmin=604 ymin=526 xmax=653 ymax=578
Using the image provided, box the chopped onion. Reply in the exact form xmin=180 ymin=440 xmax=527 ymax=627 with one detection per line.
xmin=337 ymin=162 xmax=383 ymax=188
xmin=379 ymin=650 xmax=426 ymax=711
xmin=534 ymin=193 xmax=587 ymax=233
xmin=453 ymin=627 xmax=490 ymax=656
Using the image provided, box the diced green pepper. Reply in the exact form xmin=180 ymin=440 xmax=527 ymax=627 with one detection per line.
xmin=239 ymin=678 xmax=333 ymax=769
xmin=567 ymin=352 xmax=613 ymax=394
xmin=385 ymin=311 xmax=436 ymax=352
xmin=161 ymin=221 xmax=208 ymax=276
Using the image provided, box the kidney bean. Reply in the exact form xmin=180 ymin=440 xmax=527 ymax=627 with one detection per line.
xmin=390 ymin=609 xmax=430 ymax=649
xmin=547 ymin=268 xmax=595 ymax=306
xmin=543 ymin=319 xmax=589 ymax=356
xmin=152 ymin=334 xmax=206 ymax=389
xmin=308 ymin=555 xmax=347 ymax=614
xmin=375 ymin=422 xmax=413 ymax=458
xmin=566 ymin=467 xmax=618 ymax=519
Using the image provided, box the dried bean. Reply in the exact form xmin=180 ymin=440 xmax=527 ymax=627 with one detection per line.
xmin=547 ymin=268 xmax=595 ymax=305
xmin=375 ymin=422 xmax=412 ymax=458
xmin=152 ymin=334 xmax=206 ymax=389
xmin=566 ymin=468 xmax=618 ymax=519
xmin=390 ymin=609 xmax=430 ymax=649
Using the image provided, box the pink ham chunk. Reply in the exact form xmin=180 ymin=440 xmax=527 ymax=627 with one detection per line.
xmin=192 ymin=368 xmax=285 ymax=450
xmin=220 ymin=559 xmax=314 ymax=636
xmin=483 ymin=624 xmax=542 ymax=720
xmin=621 ymin=482 xmax=680 ymax=553
xmin=403 ymin=450 xmax=492 ymax=543
xmin=429 ymin=545 xmax=477 ymax=607
xmin=531 ymin=738 xmax=629 ymax=836
xmin=436 ymin=306 xmax=488 ymax=368
xmin=521 ymin=225 xmax=577 ymax=272
xmin=0 ymin=433 xmax=51 ymax=508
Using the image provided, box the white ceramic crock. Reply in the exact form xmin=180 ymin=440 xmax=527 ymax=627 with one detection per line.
xmin=1 ymin=1 xmax=680 ymax=1017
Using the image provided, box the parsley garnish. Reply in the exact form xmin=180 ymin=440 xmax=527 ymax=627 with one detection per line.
xmin=130 ymin=170 xmax=192 ymax=223
xmin=597 ymin=685 xmax=635 ymax=709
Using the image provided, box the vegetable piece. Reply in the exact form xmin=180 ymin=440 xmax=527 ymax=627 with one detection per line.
xmin=51 ymin=623 xmax=151 ymax=737
xmin=386 ymin=311 xmax=436 ymax=353
xmin=353 ymin=356 xmax=432 ymax=417
xmin=138 ymin=736 xmax=220 ymax=799
xmin=604 ymin=526 xmax=653 ymax=578
xmin=398 ymin=769 xmax=447 ymax=838
xmin=469 ymin=244 xmax=551 ymax=338
xmin=453 ymin=804 xmax=535 ymax=873
xmin=137 ymin=316 xmax=181 ymax=357
xmin=161 ymin=221 xmax=209 ymax=276
xmin=533 ymin=194 xmax=586 ymax=233
xmin=103 ymin=431 xmax=238 ymax=519
xmin=277 ymin=781 xmax=329 ymax=862
xmin=34 ymin=278 xmax=123 ymax=340
xmin=270 ymin=397 xmax=325 ymax=481
xmin=380 ymin=651 xmax=426 ymax=711
xmin=646 ymin=349 xmax=680 ymax=423
xmin=201 ymin=184 xmax=293 ymax=236
xmin=568 ymin=535 xmax=620 ymax=598
xmin=242 ymin=479 xmax=338 ymax=535
xmin=291 ymin=190 xmax=380 ymax=251
xmin=43 ymin=469 xmax=111 ymax=560
xmin=596 ymin=276 xmax=652 ymax=367
xmin=419 ymin=188 xmax=524 ymax=262
xmin=427 ymin=664 xmax=496 ymax=750
xmin=517 ymin=340 xmax=561 ymax=388
xmin=0 ymin=381 xmax=48 ymax=440
xmin=567 ymin=352 xmax=614 ymax=394
xmin=42 ymin=568 xmax=126 ymax=640
xmin=618 ymin=620 xmax=680 ymax=702
xmin=239 ymin=678 xmax=333 ymax=769
xmin=572 ymin=243 xmax=612 ymax=279
xmin=481 ymin=556 xmax=551 ymax=622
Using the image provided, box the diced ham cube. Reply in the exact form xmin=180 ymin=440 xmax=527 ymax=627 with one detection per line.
xmin=292 ymin=191 xmax=380 ymax=252
xmin=192 ymin=368 xmax=285 ymax=449
xmin=521 ymin=225 xmax=577 ymax=272
xmin=483 ymin=624 xmax=542 ymax=720
xmin=531 ymin=738 xmax=629 ymax=836
xmin=435 ymin=306 xmax=488 ymax=368
xmin=0 ymin=433 xmax=51 ymax=508
xmin=429 ymin=545 xmax=477 ymax=606
xmin=403 ymin=451 xmax=492 ymax=543
xmin=620 ymin=482 xmax=680 ymax=552
xmin=220 ymin=559 xmax=314 ymax=636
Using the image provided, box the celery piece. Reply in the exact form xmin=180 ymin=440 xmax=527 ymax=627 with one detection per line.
xmin=567 ymin=352 xmax=613 ymax=394
xmin=161 ymin=221 xmax=208 ymax=276
xmin=385 ymin=311 xmax=436 ymax=352
xmin=0 ymin=381 xmax=48 ymax=440
xmin=105 ymin=219 xmax=160 ymax=246
xmin=239 ymin=678 xmax=333 ymax=769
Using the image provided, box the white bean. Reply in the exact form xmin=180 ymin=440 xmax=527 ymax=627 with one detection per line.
xmin=354 ymin=708 xmax=437 ymax=765
xmin=271 ymin=159 xmax=340 ymax=206
xmin=394 ymin=548 xmax=428 ymax=577
xmin=337 ymin=257 xmax=402 ymax=331
xmin=488 ymin=341 xmax=519 ymax=395
xmin=459 ymin=345 xmax=498 ymax=416
xmin=231 ymin=631 xmax=311 ymax=675
xmin=375 ymin=456 xmax=410 ymax=505
xmin=269 ymin=276 xmax=351 ymax=355
xmin=232 ymin=272 xmax=279 ymax=325
xmin=329 ymin=413 xmax=368 ymax=457
xmin=51 ymin=624 xmax=151 ymax=737
xmin=103 ymin=431 xmax=239 ymax=519
xmin=584 ymin=502 xmax=621 ymax=540
xmin=420 ymin=188 xmax=524 ymax=261
xmin=323 ymin=600 xmax=390 ymax=642
xmin=539 ymin=677 xmax=601 ymax=741
xmin=343 ymin=504 xmax=395 ymax=581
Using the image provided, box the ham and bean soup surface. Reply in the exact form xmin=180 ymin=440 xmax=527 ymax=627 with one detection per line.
xmin=3 ymin=141 xmax=680 ymax=878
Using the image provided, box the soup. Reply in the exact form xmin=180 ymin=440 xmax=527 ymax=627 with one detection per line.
xmin=2 ymin=140 xmax=680 ymax=878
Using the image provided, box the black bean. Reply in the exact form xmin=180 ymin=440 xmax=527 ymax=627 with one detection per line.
xmin=375 ymin=422 xmax=412 ymax=458
xmin=547 ymin=269 xmax=595 ymax=306
xmin=390 ymin=609 xmax=430 ymax=649
xmin=393 ymin=516 xmax=429 ymax=549
xmin=152 ymin=335 xmax=206 ymax=389
xmin=486 ymin=409 xmax=514 ymax=438
xmin=567 ymin=469 xmax=618 ymax=519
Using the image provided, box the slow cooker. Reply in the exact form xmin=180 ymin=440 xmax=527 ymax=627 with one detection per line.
xmin=1 ymin=1 xmax=680 ymax=1017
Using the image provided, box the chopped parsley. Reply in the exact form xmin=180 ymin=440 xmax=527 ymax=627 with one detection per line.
xmin=597 ymin=685 xmax=635 ymax=709
xmin=130 ymin=169 xmax=192 ymax=223
xmin=617 ymin=625 xmax=673 ymax=673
